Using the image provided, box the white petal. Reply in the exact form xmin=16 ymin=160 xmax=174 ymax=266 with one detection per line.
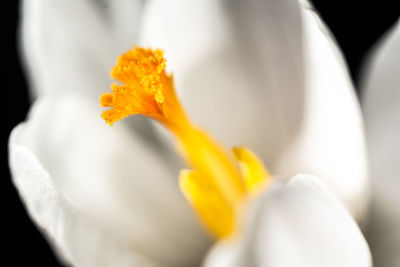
xmin=203 ymin=174 xmax=372 ymax=267
xmin=361 ymin=19 xmax=400 ymax=267
xmin=9 ymin=138 xmax=157 ymax=267
xmin=21 ymin=0 xmax=144 ymax=98
xmin=139 ymin=0 xmax=368 ymax=219
xmin=274 ymin=1 xmax=369 ymax=220
xmin=10 ymin=93 xmax=210 ymax=267
xmin=109 ymin=0 xmax=146 ymax=51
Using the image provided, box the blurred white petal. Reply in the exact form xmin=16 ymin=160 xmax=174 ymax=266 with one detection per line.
xmin=10 ymin=93 xmax=210 ymax=267
xmin=362 ymin=19 xmax=400 ymax=267
xmin=21 ymin=0 xmax=144 ymax=98
xmin=139 ymin=0 xmax=368 ymax=219
xmin=203 ymin=174 xmax=372 ymax=267
xmin=9 ymin=136 xmax=157 ymax=267
xmin=275 ymin=1 xmax=369 ymax=220
xmin=109 ymin=0 xmax=146 ymax=51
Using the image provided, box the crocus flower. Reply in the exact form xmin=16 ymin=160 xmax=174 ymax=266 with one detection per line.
xmin=9 ymin=0 xmax=373 ymax=266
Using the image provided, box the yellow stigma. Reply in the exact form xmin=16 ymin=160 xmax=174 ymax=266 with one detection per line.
xmin=100 ymin=46 xmax=271 ymax=239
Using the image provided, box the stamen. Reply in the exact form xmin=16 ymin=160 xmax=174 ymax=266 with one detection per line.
xmin=100 ymin=46 xmax=271 ymax=239
xmin=233 ymin=146 xmax=271 ymax=196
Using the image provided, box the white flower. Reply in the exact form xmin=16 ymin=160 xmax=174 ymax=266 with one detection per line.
xmin=9 ymin=0 xmax=373 ymax=266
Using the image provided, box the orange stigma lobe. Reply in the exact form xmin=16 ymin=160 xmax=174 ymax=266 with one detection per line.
xmin=100 ymin=46 xmax=181 ymax=126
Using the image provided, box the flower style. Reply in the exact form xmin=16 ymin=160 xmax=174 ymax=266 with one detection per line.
xmin=9 ymin=0 xmax=387 ymax=266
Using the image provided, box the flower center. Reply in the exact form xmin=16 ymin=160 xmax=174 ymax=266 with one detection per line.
xmin=100 ymin=46 xmax=271 ymax=239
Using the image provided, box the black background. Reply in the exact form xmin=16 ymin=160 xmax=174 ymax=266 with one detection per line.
xmin=2 ymin=1 xmax=399 ymax=266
